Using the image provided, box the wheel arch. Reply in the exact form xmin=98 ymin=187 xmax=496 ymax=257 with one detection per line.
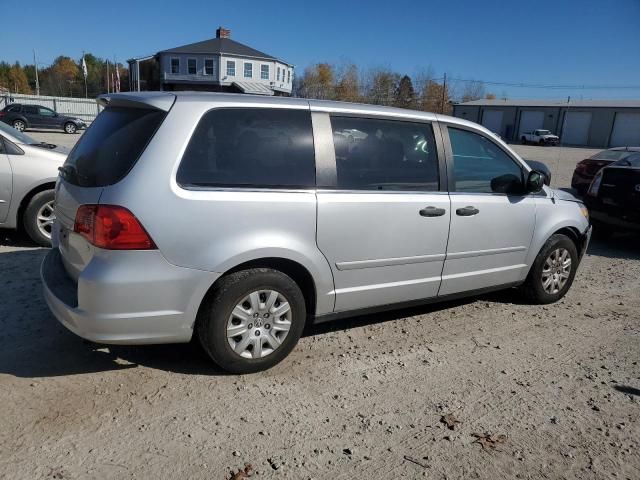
xmin=16 ymin=182 xmax=56 ymax=228
xmin=203 ymin=257 xmax=319 ymax=319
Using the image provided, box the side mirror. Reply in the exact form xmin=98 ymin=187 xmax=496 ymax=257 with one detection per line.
xmin=526 ymin=170 xmax=545 ymax=193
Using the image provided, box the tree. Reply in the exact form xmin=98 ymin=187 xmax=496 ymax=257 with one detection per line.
xmin=297 ymin=63 xmax=335 ymax=99
xmin=334 ymin=63 xmax=361 ymax=102
xmin=394 ymin=75 xmax=416 ymax=109
xmin=7 ymin=62 xmax=32 ymax=94
xmin=485 ymin=93 xmax=496 ymax=100
xmin=365 ymin=68 xmax=399 ymax=106
xmin=461 ymin=80 xmax=486 ymax=102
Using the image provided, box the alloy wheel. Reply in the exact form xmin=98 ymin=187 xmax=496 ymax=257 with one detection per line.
xmin=36 ymin=200 xmax=56 ymax=239
xmin=541 ymin=248 xmax=571 ymax=294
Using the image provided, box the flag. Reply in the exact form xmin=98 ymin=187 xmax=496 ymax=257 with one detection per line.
xmin=81 ymin=56 xmax=88 ymax=79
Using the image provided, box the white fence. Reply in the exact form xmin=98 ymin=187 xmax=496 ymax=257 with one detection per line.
xmin=0 ymin=93 xmax=103 ymax=124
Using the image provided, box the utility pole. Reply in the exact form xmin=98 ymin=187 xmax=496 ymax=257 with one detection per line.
xmin=441 ymin=72 xmax=447 ymax=114
xmin=33 ymin=49 xmax=40 ymax=96
xmin=106 ymin=59 xmax=110 ymax=93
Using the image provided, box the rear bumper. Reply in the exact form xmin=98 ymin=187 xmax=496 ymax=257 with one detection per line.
xmin=41 ymin=247 xmax=219 ymax=345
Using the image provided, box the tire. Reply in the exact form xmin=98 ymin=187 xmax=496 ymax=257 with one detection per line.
xmin=12 ymin=119 xmax=26 ymax=132
xmin=522 ymin=234 xmax=578 ymax=304
xmin=197 ymin=268 xmax=306 ymax=373
xmin=521 ymin=136 xmax=527 ymax=144
xmin=64 ymin=122 xmax=77 ymax=134
xmin=23 ymin=190 xmax=55 ymax=247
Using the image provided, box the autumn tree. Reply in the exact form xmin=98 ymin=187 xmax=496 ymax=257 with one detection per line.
xmin=394 ymin=75 xmax=416 ymax=109
xmin=297 ymin=63 xmax=335 ymax=99
xmin=1 ymin=62 xmax=32 ymax=94
xmin=334 ymin=63 xmax=361 ymax=102
xmin=365 ymin=68 xmax=399 ymax=106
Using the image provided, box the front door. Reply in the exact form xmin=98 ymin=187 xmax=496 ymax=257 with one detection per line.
xmin=439 ymin=125 xmax=536 ymax=296
xmin=0 ymin=137 xmax=13 ymax=222
xmin=38 ymin=107 xmax=59 ymax=129
xmin=315 ymin=112 xmax=451 ymax=312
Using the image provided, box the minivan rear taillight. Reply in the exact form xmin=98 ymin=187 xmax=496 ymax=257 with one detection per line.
xmin=74 ymin=205 xmax=157 ymax=250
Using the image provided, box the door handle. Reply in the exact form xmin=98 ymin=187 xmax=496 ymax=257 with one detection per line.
xmin=456 ymin=206 xmax=479 ymax=216
xmin=419 ymin=206 xmax=446 ymax=217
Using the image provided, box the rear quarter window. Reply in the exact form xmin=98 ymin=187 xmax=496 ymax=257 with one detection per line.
xmin=61 ymin=107 xmax=166 ymax=187
xmin=177 ymin=108 xmax=315 ymax=188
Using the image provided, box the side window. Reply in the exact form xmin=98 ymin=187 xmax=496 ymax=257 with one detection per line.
xmin=330 ymin=116 xmax=439 ymax=191
xmin=39 ymin=107 xmax=56 ymax=117
xmin=0 ymin=137 xmax=5 ymax=154
xmin=177 ymin=108 xmax=316 ymax=189
xmin=448 ymin=127 xmax=524 ymax=194
xmin=7 ymin=105 xmax=21 ymax=112
xmin=24 ymin=105 xmax=38 ymax=114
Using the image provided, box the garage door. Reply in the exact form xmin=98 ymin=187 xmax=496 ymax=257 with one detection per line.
xmin=610 ymin=113 xmax=640 ymax=147
xmin=562 ymin=111 xmax=591 ymax=145
xmin=518 ymin=111 xmax=544 ymax=137
xmin=481 ymin=110 xmax=504 ymax=136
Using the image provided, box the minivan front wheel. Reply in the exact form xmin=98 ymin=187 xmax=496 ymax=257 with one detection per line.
xmin=522 ymin=234 xmax=578 ymax=304
xmin=197 ymin=268 xmax=306 ymax=373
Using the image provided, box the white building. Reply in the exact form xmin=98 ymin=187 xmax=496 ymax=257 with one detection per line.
xmin=128 ymin=27 xmax=294 ymax=96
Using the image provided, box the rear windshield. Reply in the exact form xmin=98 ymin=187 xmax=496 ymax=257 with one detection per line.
xmin=60 ymin=107 xmax=166 ymax=187
xmin=591 ymin=150 xmax=631 ymax=161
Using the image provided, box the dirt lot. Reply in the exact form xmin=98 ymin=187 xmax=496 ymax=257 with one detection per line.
xmin=1 ymin=132 xmax=638 ymax=479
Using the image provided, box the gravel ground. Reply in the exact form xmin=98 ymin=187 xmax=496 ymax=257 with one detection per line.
xmin=1 ymin=132 xmax=638 ymax=479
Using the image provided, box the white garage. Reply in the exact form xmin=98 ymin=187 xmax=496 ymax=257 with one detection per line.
xmin=562 ymin=111 xmax=592 ymax=145
xmin=452 ymin=99 xmax=640 ymax=148
xmin=609 ymin=113 xmax=640 ymax=147
xmin=481 ymin=110 xmax=504 ymax=135
xmin=518 ymin=111 xmax=544 ymax=137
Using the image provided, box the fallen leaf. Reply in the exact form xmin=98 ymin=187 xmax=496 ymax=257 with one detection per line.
xmin=228 ymin=463 xmax=253 ymax=479
xmin=441 ymin=414 xmax=461 ymax=430
xmin=471 ymin=432 xmax=507 ymax=450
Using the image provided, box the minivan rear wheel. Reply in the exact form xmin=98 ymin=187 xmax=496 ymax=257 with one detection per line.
xmin=197 ymin=268 xmax=306 ymax=373
xmin=522 ymin=234 xmax=578 ymax=304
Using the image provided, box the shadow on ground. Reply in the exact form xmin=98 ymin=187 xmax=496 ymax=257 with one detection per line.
xmin=0 ymin=228 xmax=637 ymax=379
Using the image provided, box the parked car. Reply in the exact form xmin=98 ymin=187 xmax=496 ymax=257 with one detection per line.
xmin=0 ymin=103 xmax=87 ymax=134
xmin=0 ymin=121 xmax=67 ymax=245
xmin=521 ymin=129 xmax=559 ymax=146
xmin=42 ymin=92 xmax=591 ymax=373
xmin=584 ymin=152 xmax=640 ymax=235
xmin=571 ymin=147 xmax=640 ymax=195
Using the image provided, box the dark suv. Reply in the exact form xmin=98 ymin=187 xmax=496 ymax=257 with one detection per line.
xmin=0 ymin=103 xmax=87 ymax=134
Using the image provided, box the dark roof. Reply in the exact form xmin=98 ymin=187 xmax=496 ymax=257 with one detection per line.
xmin=159 ymin=37 xmax=280 ymax=61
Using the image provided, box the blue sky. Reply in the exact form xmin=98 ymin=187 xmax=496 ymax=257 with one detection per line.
xmin=2 ymin=0 xmax=639 ymax=99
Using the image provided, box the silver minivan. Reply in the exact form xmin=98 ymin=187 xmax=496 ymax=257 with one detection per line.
xmin=42 ymin=92 xmax=591 ymax=373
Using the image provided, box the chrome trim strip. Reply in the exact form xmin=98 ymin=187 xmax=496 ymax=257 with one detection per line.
xmin=331 ymin=275 xmax=441 ymax=295
xmin=336 ymin=253 xmax=446 ymax=271
xmin=446 ymin=245 xmax=527 ymax=260
xmin=441 ymin=263 xmax=526 ymax=281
